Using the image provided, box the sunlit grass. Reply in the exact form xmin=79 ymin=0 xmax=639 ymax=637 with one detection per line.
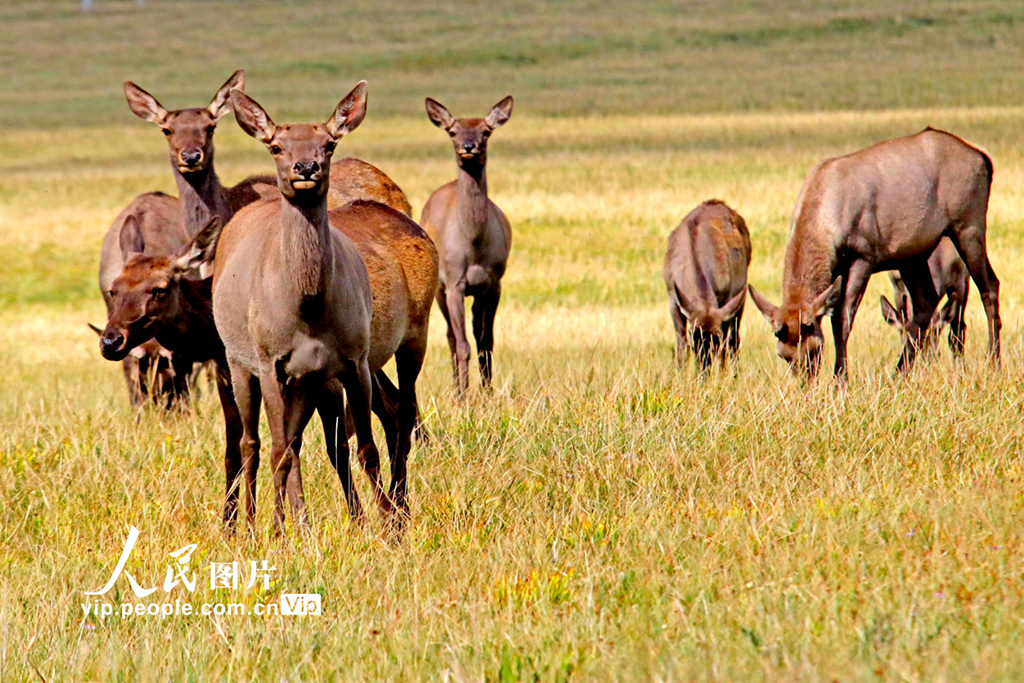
xmin=5 ymin=0 xmax=1024 ymax=680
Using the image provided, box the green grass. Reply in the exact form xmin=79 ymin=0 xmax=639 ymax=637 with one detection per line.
xmin=4 ymin=1 xmax=1024 ymax=681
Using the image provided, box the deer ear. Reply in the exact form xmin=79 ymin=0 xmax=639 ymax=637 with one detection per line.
xmin=748 ymin=285 xmax=781 ymax=333
xmin=207 ymin=70 xmax=244 ymax=121
xmin=174 ymin=217 xmax=223 ymax=275
xmin=119 ymin=214 xmax=145 ymax=259
xmin=425 ymin=98 xmax=454 ymax=130
xmin=124 ymin=82 xmax=168 ymax=125
xmin=670 ymin=282 xmax=699 ymax=322
xmin=326 ymin=81 xmax=368 ymax=139
xmin=880 ymin=296 xmax=902 ymax=328
xmin=87 ymin=323 xmax=103 ymax=337
xmin=485 ymin=96 xmax=513 ymax=129
xmin=713 ymin=286 xmax=747 ymax=322
xmin=230 ymin=88 xmax=276 ymax=143
xmin=811 ymin=276 xmax=843 ymax=318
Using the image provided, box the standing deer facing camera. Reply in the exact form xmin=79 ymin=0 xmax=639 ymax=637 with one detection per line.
xmin=211 ymin=82 xmax=389 ymax=533
xmin=421 ymin=96 xmax=513 ymax=394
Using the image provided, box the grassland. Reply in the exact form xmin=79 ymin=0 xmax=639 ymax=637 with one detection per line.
xmin=4 ymin=1 xmax=1024 ymax=681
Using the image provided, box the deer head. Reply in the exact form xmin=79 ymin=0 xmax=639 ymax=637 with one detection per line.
xmin=749 ymin=277 xmax=843 ymax=381
xmin=880 ymin=293 xmax=951 ymax=355
xmin=230 ymin=82 xmax=367 ymax=204
xmin=124 ymin=70 xmax=244 ymax=174
xmin=425 ymin=96 xmax=513 ymax=169
xmin=674 ymin=285 xmax=746 ymax=370
xmin=99 ymin=216 xmax=222 ymax=361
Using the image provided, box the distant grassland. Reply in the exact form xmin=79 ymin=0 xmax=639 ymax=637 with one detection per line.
xmin=4 ymin=1 xmax=1024 ymax=682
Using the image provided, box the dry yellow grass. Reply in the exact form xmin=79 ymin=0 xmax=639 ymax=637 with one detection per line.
xmin=5 ymin=1 xmax=1024 ymax=680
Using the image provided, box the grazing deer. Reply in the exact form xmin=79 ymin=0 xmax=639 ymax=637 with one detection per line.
xmin=663 ymin=200 xmax=750 ymax=372
xmin=421 ymin=96 xmax=513 ymax=393
xmin=124 ymin=70 xmax=411 ymax=228
xmin=98 ymin=194 xmax=192 ymax=406
xmin=748 ymin=128 xmax=1000 ymax=380
xmin=880 ymin=236 xmax=969 ymax=358
xmin=208 ymin=83 xmax=434 ymax=532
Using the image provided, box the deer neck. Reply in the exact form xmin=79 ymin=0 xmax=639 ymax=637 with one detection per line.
xmin=155 ymin=278 xmax=219 ymax=362
xmin=280 ymin=197 xmax=332 ymax=298
xmin=456 ymin=159 xmax=489 ymax=238
xmin=174 ymin=160 xmax=231 ymax=237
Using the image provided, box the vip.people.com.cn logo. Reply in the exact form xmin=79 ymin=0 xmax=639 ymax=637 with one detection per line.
xmin=80 ymin=526 xmax=322 ymax=620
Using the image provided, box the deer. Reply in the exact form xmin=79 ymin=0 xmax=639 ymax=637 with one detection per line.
xmin=97 ymin=193 xmax=193 ymax=407
xmin=421 ymin=96 xmax=513 ymax=394
xmin=748 ymin=128 xmax=1000 ymax=381
xmin=124 ymin=70 xmax=412 ymax=231
xmin=205 ymin=82 xmax=436 ymax=533
xmin=880 ymin=236 xmax=970 ymax=358
xmin=663 ymin=200 xmax=750 ymax=373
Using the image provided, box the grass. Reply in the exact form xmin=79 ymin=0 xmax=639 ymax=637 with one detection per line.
xmin=4 ymin=0 xmax=1024 ymax=680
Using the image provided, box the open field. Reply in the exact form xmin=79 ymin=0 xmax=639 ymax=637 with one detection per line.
xmin=4 ymin=1 xmax=1024 ymax=681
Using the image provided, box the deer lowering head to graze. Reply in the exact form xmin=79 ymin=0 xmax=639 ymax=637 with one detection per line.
xmin=125 ymin=70 xmax=412 ymax=228
xmin=98 ymin=194 xmax=193 ymax=407
xmin=206 ymin=82 xmax=432 ymax=534
xmin=881 ymin=236 xmax=970 ymax=359
xmin=421 ymin=96 xmax=513 ymax=393
xmin=749 ymin=128 xmax=1000 ymax=381
xmin=663 ymin=200 xmax=750 ymax=373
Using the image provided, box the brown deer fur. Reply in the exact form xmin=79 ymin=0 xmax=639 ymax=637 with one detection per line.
xmin=663 ymin=200 xmax=750 ymax=372
xmin=749 ymin=128 xmax=1000 ymax=380
xmin=209 ymin=83 xmax=435 ymax=533
xmin=421 ymin=96 xmax=513 ymax=393
xmin=98 ymin=193 xmax=192 ymax=406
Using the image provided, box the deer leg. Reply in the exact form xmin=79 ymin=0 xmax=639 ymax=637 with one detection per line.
xmin=445 ymin=284 xmax=471 ymax=395
xmin=280 ymin=379 xmax=319 ymax=532
xmin=894 ymin=257 xmax=939 ymax=374
xmin=948 ymin=294 xmax=966 ymax=359
xmin=435 ymin=284 xmax=459 ymax=385
xmin=726 ymin=305 xmax=743 ymax=365
xmin=170 ymin=353 xmax=193 ymax=409
xmin=319 ymin=379 xmax=362 ymax=521
xmin=229 ymin=361 xmax=262 ymax=528
xmin=377 ymin=370 xmax=429 ymax=443
xmin=391 ymin=339 xmax=426 ymax=521
xmin=121 ymin=357 xmax=144 ymax=408
xmin=343 ymin=359 xmax=392 ymax=515
xmin=472 ymin=282 xmax=500 ymax=389
xmin=215 ymin=363 xmax=243 ymax=531
xmin=832 ymin=260 xmax=872 ymax=381
xmin=950 ymin=225 xmax=1000 ymax=365
xmin=372 ymin=372 xmax=400 ymax=461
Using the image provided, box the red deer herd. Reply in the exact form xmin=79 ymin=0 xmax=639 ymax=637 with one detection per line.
xmin=93 ymin=71 xmax=1002 ymax=533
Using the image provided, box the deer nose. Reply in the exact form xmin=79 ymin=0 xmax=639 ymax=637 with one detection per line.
xmin=462 ymin=142 xmax=476 ymax=154
xmin=292 ymin=160 xmax=320 ymax=179
xmin=100 ymin=332 xmax=125 ymax=356
xmin=180 ymin=151 xmax=202 ymax=168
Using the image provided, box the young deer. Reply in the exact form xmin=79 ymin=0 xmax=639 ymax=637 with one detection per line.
xmin=125 ymin=70 xmax=412 ymax=225
xmin=421 ymin=96 xmax=513 ymax=393
xmin=210 ymin=83 xmax=432 ymax=532
xmin=663 ymin=200 xmax=750 ymax=373
xmin=749 ymin=128 xmax=999 ymax=380
xmin=880 ymin=236 xmax=970 ymax=358
xmin=98 ymin=194 xmax=192 ymax=407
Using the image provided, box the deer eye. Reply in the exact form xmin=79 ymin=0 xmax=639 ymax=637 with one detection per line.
xmin=161 ymin=128 xmax=172 ymax=137
xmin=800 ymin=323 xmax=816 ymax=337
xmin=448 ymin=131 xmax=456 ymax=137
xmin=205 ymin=126 xmax=216 ymax=135
xmin=324 ymin=141 xmax=336 ymax=154
xmin=482 ymin=130 xmax=491 ymax=138
xmin=151 ymin=287 xmax=168 ymax=298
xmin=269 ymin=144 xmax=282 ymax=155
